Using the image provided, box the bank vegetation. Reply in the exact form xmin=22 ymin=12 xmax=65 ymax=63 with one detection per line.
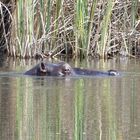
xmin=0 ymin=0 xmax=140 ymax=59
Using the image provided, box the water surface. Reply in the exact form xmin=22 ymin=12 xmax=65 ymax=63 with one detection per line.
xmin=0 ymin=58 xmax=140 ymax=140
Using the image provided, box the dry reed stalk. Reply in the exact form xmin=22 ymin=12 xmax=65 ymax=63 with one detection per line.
xmin=0 ymin=0 xmax=139 ymax=59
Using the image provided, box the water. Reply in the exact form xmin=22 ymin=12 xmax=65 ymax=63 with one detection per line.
xmin=0 ymin=58 xmax=140 ymax=140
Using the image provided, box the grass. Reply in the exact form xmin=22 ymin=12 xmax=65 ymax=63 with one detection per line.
xmin=0 ymin=0 xmax=140 ymax=59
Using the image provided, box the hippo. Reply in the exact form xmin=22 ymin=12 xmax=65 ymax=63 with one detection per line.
xmin=24 ymin=62 xmax=119 ymax=76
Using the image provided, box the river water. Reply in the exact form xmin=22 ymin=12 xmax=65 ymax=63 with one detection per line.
xmin=0 ymin=58 xmax=140 ymax=140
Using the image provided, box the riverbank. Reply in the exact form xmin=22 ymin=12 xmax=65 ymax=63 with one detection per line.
xmin=0 ymin=0 xmax=140 ymax=59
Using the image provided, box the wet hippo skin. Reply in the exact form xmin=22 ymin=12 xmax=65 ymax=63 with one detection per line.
xmin=24 ymin=62 xmax=119 ymax=76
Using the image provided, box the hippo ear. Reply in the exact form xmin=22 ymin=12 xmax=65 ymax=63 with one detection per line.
xmin=39 ymin=62 xmax=47 ymax=73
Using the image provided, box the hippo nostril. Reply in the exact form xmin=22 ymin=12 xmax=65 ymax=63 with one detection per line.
xmin=64 ymin=68 xmax=71 ymax=74
xmin=65 ymin=68 xmax=69 ymax=71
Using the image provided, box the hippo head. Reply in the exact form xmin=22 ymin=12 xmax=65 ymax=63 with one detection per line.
xmin=25 ymin=61 xmax=74 ymax=76
xmin=35 ymin=62 xmax=74 ymax=76
xmin=57 ymin=62 xmax=74 ymax=76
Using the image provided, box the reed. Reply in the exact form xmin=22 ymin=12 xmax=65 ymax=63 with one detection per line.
xmin=1 ymin=0 xmax=139 ymax=58
xmin=86 ymin=0 xmax=97 ymax=56
xmin=131 ymin=0 xmax=138 ymax=28
xmin=0 ymin=1 xmax=12 ymax=53
xmin=74 ymin=0 xmax=87 ymax=57
xmin=99 ymin=0 xmax=115 ymax=58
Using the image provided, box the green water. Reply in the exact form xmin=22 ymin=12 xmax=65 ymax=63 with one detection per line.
xmin=0 ymin=58 xmax=140 ymax=140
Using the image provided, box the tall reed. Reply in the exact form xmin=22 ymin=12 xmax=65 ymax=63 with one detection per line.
xmin=12 ymin=0 xmax=34 ymax=57
xmin=74 ymin=0 xmax=88 ymax=56
xmin=86 ymin=0 xmax=97 ymax=56
xmin=1 ymin=0 xmax=139 ymax=58
xmin=99 ymin=0 xmax=115 ymax=58
xmin=0 ymin=1 xmax=12 ymax=53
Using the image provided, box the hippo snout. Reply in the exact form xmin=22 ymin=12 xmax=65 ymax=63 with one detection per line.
xmin=108 ymin=70 xmax=119 ymax=76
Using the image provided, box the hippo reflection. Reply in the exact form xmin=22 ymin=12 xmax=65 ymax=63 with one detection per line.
xmin=24 ymin=62 xmax=119 ymax=76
